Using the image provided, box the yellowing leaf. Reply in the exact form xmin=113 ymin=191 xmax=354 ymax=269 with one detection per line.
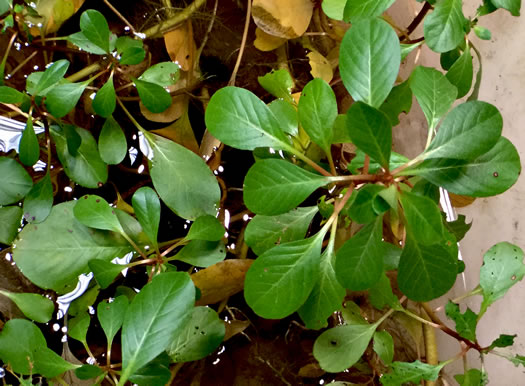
xmin=307 ymin=50 xmax=333 ymax=83
xmin=254 ymin=27 xmax=287 ymax=51
xmin=163 ymin=21 xmax=195 ymax=71
xmin=22 ymin=0 xmax=85 ymax=36
xmin=252 ymin=0 xmax=314 ymax=39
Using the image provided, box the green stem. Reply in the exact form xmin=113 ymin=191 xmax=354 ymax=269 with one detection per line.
xmin=142 ymin=0 xmax=206 ymax=38
xmin=287 ymin=145 xmax=333 ymax=176
xmin=434 ymin=286 xmax=483 ymax=313
xmin=116 ymin=97 xmax=154 ymax=142
xmin=327 ymin=151 xmax=336 ymax=175
xmin=391 ymin=154 xmax=425 ymax=176
xmin=66 ymin=62 xmax=102 ymax=83
xmin=119 ymin=231 xmax=148 ymax=260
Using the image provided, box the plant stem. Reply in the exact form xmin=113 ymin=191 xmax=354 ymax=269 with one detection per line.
xmin=119 ymin=231 xmax=148 ymax=260
xmin=0 ymin=32 xmax=17 ymax=78
xmin=66 ymin=62 xmax=102 ymax=83
xmin=228 ymin=0 xmax=251 ymax=86
xmin=142 ymin=0 xmax=206 ymax=38
xmin=433 ymin=286 xmax=483 ymax=313
xmin=391 ymin=154 xmax=424 ymax=176
xmin=331 ymin=174 xmax=378 ymax=183
xmin=327 ymin=151 xmax=337 ymax=175
xmin=103 ymin=0 xmax=136 ymax=33
xmin=405 ymin=2 xmax=432 ymax=36
xmin=294 ymin=150 xmax=333 ymax=176
xmin=116 ymin=97 xmax=154 ymax=143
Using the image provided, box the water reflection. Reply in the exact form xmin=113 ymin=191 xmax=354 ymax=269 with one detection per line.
xmin=0 ymin=116 xmax=44 ymax=153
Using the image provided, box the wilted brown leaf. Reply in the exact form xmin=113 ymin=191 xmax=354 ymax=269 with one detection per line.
xmin=163 ymin=21 xmax=196 ymax=71
xmin=449 ymin=193 xmax=476 ymax=208
xmin=223 ymin=319 xmax=251 ymax=341
xmin=298 ymin=363 xmax=325 ymax=378
xmin=21 ymin=0 xmax=85 ymax=36
xmin=307 ymin=50 xmax=333 ymax=83
xmin=252 ymin=0 xmax=314 ymax=39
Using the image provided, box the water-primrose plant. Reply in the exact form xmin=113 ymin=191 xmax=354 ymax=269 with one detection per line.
xmin=0 ymin=0 xmax=523 ymax=384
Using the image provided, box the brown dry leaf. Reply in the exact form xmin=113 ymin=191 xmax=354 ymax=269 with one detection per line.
xmin=116 ymin=191 xmax=134 ymax=215
xmin=192 ymin=259 xmax=254 ymax=306
xmin=298 ymin=363 xmax=325 ymax=378
xmin=223 ymin=319 xmax=251 ymax=341
xmin=307 ymin=50 xmax=333 ymax=83
xmin=449 ymin=193 xmax=476 ymax=208
xmin=21 ymin=0 xmax=85 ymax=36
xmin=254 ymin=27 xmax=287 ymax=51
xmin=252 ymin=0 xmax=314 ymax=39
xmin=163 ymin=21 xmax=196 ymax=71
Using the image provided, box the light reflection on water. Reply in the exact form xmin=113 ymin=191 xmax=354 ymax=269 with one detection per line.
xmin=0 ymin=116 xmax=44 ymax=153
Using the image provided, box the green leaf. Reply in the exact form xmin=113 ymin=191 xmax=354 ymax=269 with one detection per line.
xmin=67 ymin=32 xmax=107 ymax=54
xmin=446 ymin=45 xmax=473 ymax=98
xmin=132 ymin=186 xmax=161 ymax=247
xmin=379 ymin=81 xmax=412 ymax=126
xmin=98 ymin=116 xmax=127 ymax=165
xmin=186 ymin=215 xmax=225 ymax=241
xmin=454 ymin=369 xmax=488 ymax=386
xmin=346 ymin=102 xmax=392 ymax=168
xmin=374 ymin=330 xmax=394 ymax=364
xmin=168 ymin=306 xmax=225 ymax=362
xmin=116 ymin=36 xmax=143 ymax=54
xmin=445 ymin=301 xmax=477 ymax=341
xmin=321 ymin=0 xmax=345 ymax=20
xmin=92 ymin=75 xmax=116 ymax=118
xmin=348 ymin=150 xmax=409 ymax=175
xmin=244 ymin=232 xmax=324 ymax=319
xmin=410 ymin=137 xmax=520 ymax=197
xmin=343 ymin=0 xmax=395 ymax=21
xmin=479 ymin=242 xmax=525 ymax=316
xmin=258 ymin=69 xmax=294 ymax=102
xmin=443 ymin=214 xmax=472 ymax=241
xmin=268 ymin=99 xmax=298 ymax=136
xmin=243 ymin=159 xmax=332 ymax=215
xmin=345 ymin=184 xmax=386 ymax=224
xmin=313 ymin=322 xmax=378 ymax=372
xmin=205 ymin=86 xmax=291 ymax=151
xmin=332 ymin=114 xmax=352 ymax=143
xmin=120 ymin=272 xmax=195 ymax=384
xmin=474 ymin=25 xmax=492 ymax=40
xmin=33 ymin=346 xmax=78 ymax=378
xmin=369 ymin=273 xmax=402 ymax=310
xmin=45 ymin=81 xmax=88 ymax=118
xmin=134 ymin=79 xmax=172 ymax=113
xmin=97 ymin=296 xmax=129 ymax=346
xmin=149 ymin=134 xmax=220 ymax=220
xmin=509 ymin=354 xmax=525 ymax=367
xmin=398 ymin=236 xmax=457 ymax=301
xmin=75 ymin=364 xmax=105 ymax=380
xmin=174 ymin=240 xmax=226 ymax=267
xmin=488 ymin=334 xmax=516 ymax=350
xmin=88 ymin=259 xmax=124 ymax=289
xmin=0 ymin=319 xmax=47 ymax=375
xmin=336 ymin=217 xmax=385 ymax=290
xmin=80 ymin=9 xmax=110 ymax=52
xmin=409 ymin=66 xmax=457 ymax=131
xmin=68 ymin=312 xmax=90 ymax=344
xmin=0 ymin=85 xmax=23 ymax=103
xmin=381 ymin=360 xmax=446 ymax=385
xmin=139 ymin=62 xmax=180 ymax=87
xmin=33 ymin=59 xmax=69 ymax=96
xmin=119 ymin=46 xmax=146 ymax=65
xmin=128 ymin=353 xmax=171 ymax=386
xmin=68 ymin=286 xmax=100 ymax=317
xmin=245 ymin=206 xmax=318 ymax=256
xmin=424 ymin=0 xmax=466 ymax=53
xmin=298 ymin=78 xmax=337 ymax=153
xmin=340 ymin=18 xmax=400 ymax=108
xmin=74 ymin=195 xmax=124 ymax=233
xmin=0 ymin=206 xmax=22 ymax=244
xmin=22 ymin=173 xmax=53 ymax=223
xmin=491 ymin=0 xmax=521 ymax=15
xmin=401 ymin=41 xmax=423 ymax=61
xmin=13 ymin=201 xmax=132 ymax=293
xmin=400 ymin=191 xmax=444 ymax=245
xmin=0 ymin=291 xmax=54 ymax=323
xmin=0 ymin=0 xmax=10 ymax=14
xmin=0 ymin=157 xmax=32 ymax=205
xmin=425 ymin=101 xmax=502 ymax=160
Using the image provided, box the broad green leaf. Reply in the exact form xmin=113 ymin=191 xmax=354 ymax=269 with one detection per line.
xmin=412 ymin=179 xmax=440 ymax=203
xmin=369 ymin=273 xmax=402 ymax=310
xmin=74 ymin=195 xmax=124 ymax=233
xmin=33 ymin=346 xmax=78 ymax=378
xmin=18 ymin=116 xmax=39 ymax=166
xmin=186 ymin=215 xmax=225 ymax=241
xmin=0 ymin=206 xmax=22 ymax=244
xmin=61 ymin=123 xmax=82 ymax=156
xmin=408 ymin=137 xmax=520 ymax=197
xmin=128 ymin=353 xmax=171 ymax=386
xmin=149 ymin=134 xmax=220 ymax=220
xmin=243 ymin=159 xmax=332 ymax=215
xmin=409 ymin=66 xmax=457 ymax=131
xmin=332 ymin=114 xmax=352 ymax=143
xmin=75 ymin=364 xmax=105 ymax=380
xmin=340 ymin=18 xmax=400 ymax=108
xmin=400 ymin=191 xmax=444 ymax=245
xmin=424 ymin=0 xmax=466 ymax=53
xmin=34 ymin=59 xmax=69 ymax=96
xmin=313 ymin=322 xmax=378 ymax=372
xmin=205 ymin=86 xmax=291 ymax=150
xmin=479 ymin=242 xmax=525 ymax=316
xmin=132 ymin=186 xmax=160 ymax=246
xmin=474 ymin=25 xmax=492 ymax=40
xmin=441 ymin=48 xmax=461 ymax=71
xmin=268 ymin=99 xmax=298 ymax=136
xmin=491 ymin=0 xmax=521 ymax=15
xmin=401 ymin=41 xmax=423 ymax=61
xmin=67 ymin=32 xmax=107 ymax=54
xmin=134 ymin=79 xmax=172 ymax=113
xmin=68 ymin=312 xmax=90 ymax=344
xmin=298 ymin=242 xmax=346 ymax=330
xmin=97 ymin=296 xmax=129 ymax=346
xmin=245 ymin=233 xmax=324 ymax=319
xmin=174 ymin=240 xmax=226 ymax=267
xmin=116 ymin=36 xmax=143 ymax=54
xmin=381 ymin=360 xmax=446 ymax=385
xmin=168 ymin=306 xmax=225 ymax=362
xmin=245 ymin=206 xmax=318 ymax=255
xmin=345 ymin=184 xmax=386 ymax=224
xmin=346 ymin=102 xmax=391 ymax=168
xmin=257 ymin=69 xmax=294 ymax=102
xmin=0 ymin=86 xmax=23 ymax=103
xmin=98 ymin=116 xmax=127 ymax=165
xmin=139 ymin=62 xmax=180 ymax=87
xmin=374 ymin=330 xmax=394 ymax=364
xmin=92 ymin=75 xmax=116 ymax=118
xmin=88 ymin=259 xmax=124 ymax=289
xmin=120 ymin=46 xmax=146 ymax=65
xmin=446 ymin=46 xmax=473 ymax=98
xmin=445 ymin=301 xmax=477 ymax=341
xmin=68 ymin=286 xmax=100 ymax=317
xmin=120 ymin=272 xmax=195 ymax=384
xmin=348 ymin=150 xmax=409 ymax=175
xmin=454 ymin=369 xmax=488 ymax=386
xmin=298 ymin=78 xmax=337 ymax=153
xmin=379 ymin=81 xmax=412 ymax=126
xmin=343 ymin=0 xmax=395 ymax=21
xmin=341 ymin=301 xmax=368 ymax=325
xmin=425 ymin=101 xmax=502 ymax=160
xmin=45 ymin=81 xmax=88 ymax=118
xmin=0 ymin=157 xmax=32 ymax=205
xmin=80 ymin=9 xmax=110 ymax=52
xmin=321 ymin=0 xmax=345 ymax=20
xmin=0 ymin=291 xmax=54 ymax=323
xmin=335 ymin=216 xmax=384 ymax=290
xmin=0 ymin=319 xmax=47 ymax=375
xmin=51 ymin=124 xmax=108 ymax=188
xmin=443 ymin=214 xmax=472 ymax=241
xmin=22 ymin=172 xmax=53 ymax=223
xmin=13 ymin=201 xmax=132 ymax=293
xmin=488 ymin=334 xmax=516 ymax=350
xmin=383 ymin=242 xmax=402 ymax=271
xmin=398 ymin=236 xmax=457 ymax=301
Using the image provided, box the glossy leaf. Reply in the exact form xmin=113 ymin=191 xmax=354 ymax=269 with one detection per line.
xmin=168 ymin=306 xmax=225 ymax=362
xmin=186 ymin=215 xmax=224 ymax=242
xmin=369 ymin=273 xmax=402 ymax=311
xmin=445 ymin=301 xmax=477 ymax=341
xmin=0 ymin=86 xmax=24 ymax=103
xmin=128 ymin=353 xmax=171 ymax=386
xmin=33 ymin=347 xmax=78 ymax=378
xmin=0 ymin=290 xmax=54 ymax=323
xmin=174 ymin=240 xmax=226 ymax=267
xmin=0 ymin=157 xmax=32 ymax=205
xmin=67 ymin=32 xmax=107 ymax=54
xmin=409 ymin=66 xmax=457 ymax=130
xmin=491 ymin=0 xmax=521 ymax=15
xmin=135 ymin=79 xmax=172 ymax=113
xmin=346 ymin=184 xmax=386 ymax=224
xmin=92 ymin=75 xmax=116 ymax=118
xmin=149 ymin=134 xmax=220 ymax=220
xmin=446 ymin=45 xmax=473 ymax=98
xmin=379 ymin=81 xmax=412 ymax=126
xmin=257 ymin=69 xmax=294 ymax=102
xmin=139 ymin=62 xmax=180 ymax=87
xmin=244 ymin=159 xmax=332 ymax=215
xmin=80 ymin=9 xmax=110 ymax=52
xmin=68 ymin=312 xmax=90 ymax=344
xmin=0 ymin=206 xmax=22 ymax=244
xmin=75 ymin=364 xmax=105 ymax=380
xmin=400 ymin=191 xmax=444 ymax=245
xmin=98 ymin=116 xmax=127 ymax=165
xmin=19 ymin=116 xmax=39 ymax=166
xmin=424 ymin=0 xmax=466 ymax=53
xmin=120 ymin=272 xmax=195 ymax=384
xmin=34 ymin=59 xmax=69 ymax=96
xmin=89 ymin=259 xmax=124 ymax=289
xmin=205 ymin=86 xmax=291 ymax=150
xmin=132 ymin=186 xmax=161 ymax=247
xmin=45 ymin=81 xmax=88 ymax=118
xmin=340 ymin=18 xmax=400 ymax=108
xmin=381 ymin=360 xmax=446 ymax=385
xmin=268 ymin=99 xmax=298 ymax=136
xmin=343 ymin=0 xmax=395 ymax=21
xmin=374 ymin=330 xmax=394 ymax=364
xmin=245 ymin=206 xmax=318 ymax=255
xmin=454 ymin=369 xmax=488 ymax=386
xmin=74 ymin=195 xmax=124 ymax=233
xmin=443 ymin=214 xmax=472 ymax=242
xmin=22 ymin=172 xmax=53 ymax=223
xmin=346 ymin=102 xmax=391 ymax=168
xmin=97 ymin=296 xmax=129 ymax=346
xmin=120 ymin=46 xmax=146 ymax=65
